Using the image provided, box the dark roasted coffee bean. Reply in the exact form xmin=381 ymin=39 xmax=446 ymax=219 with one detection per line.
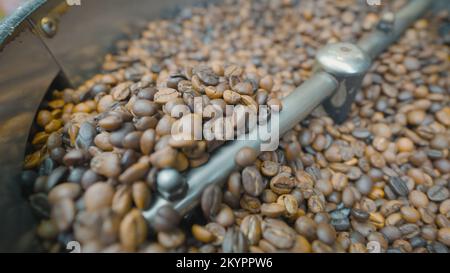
xmin=106 ymin=120 xmax=130 ymax=143
xmin=76 ymin=122 xmax=96 ymax=149
xmin=331 ymin=218 xmax=350 ymax=231
xmin=201 ymin=184 xmax=222 ymax=219
xmin=153 ymin=205 xmax=181 ymax=232
xmin=388 ymin=176 xmax=409 ymax=197
xmin=133 ymin=100 xmax=159 ymax=117
xmin=351 ymin=209 xmax=369 ymax=222
xmin=30 ymin=193 xmax=51 ymax=219
xmin=46 ymin=166 xmax=69 ymax=191
xmin=428 ymin=242 xmax=449 ymax=253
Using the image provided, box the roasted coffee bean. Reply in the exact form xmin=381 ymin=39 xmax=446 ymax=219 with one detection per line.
xmin=76 ymin=122 xmax=96 ymax=149
xmin=112 ymin=185 xmax=132 ymax=216
xmin=427 ymin=185 xmax=450 ymax=202
xmin=240 ymin=215 xmax=262 ymax=246
xmin=409 ymin=190 xmax=429 ymax=208
xmin=438 ymin=228 xmax=450 ymax=246
xmin=48 ymin=183 xmax=81 ymax=204
xmin=270 ymin=173 xmax=295 ymax=195
xmin=90 ymin=152 xmax=121 ymax=178
xmin=119 ymin=162 xmax=149 ymax=184
xmin=195 ymin=66 xmax=219 ymax=86
xmin=215 ymin=205 xmax=235 ymax=227
xmin=295 ymin=216 xmax=317 ymax=241
xmin=52 ymin=199 xmax=76 ymax=232
xmin=235 ymin=147 xmax=258 ymax=167
xmin=120 ymin=209 xmax=148 ymax=250
xmin=140 ymin=129 xmax=156 ymax=155
xmin=154 ymin=88 xmax=180 ymax=104
xmin=63 ymin=150 xmax=87 ymax=167
xmin=30 ymin=193 xmax=51 ymax=219
xmin=149 ymin=147 xmax=177 ymax=168
xmin=192 ymin=224 xmax=214 ymax=243
xmin=388 ymin=176 xmax=409 ymax=197
xmin=132 ymin=100 xmax=159 ymax=117
xmin=316 ymin=223 xmax=336 ymax=245
xmin=401 ymin=206 xmax=421 ymax=223
xmin=153 ymin=205 xmax=181 ymax=232
xmin=223 ymin=227 xmax=248 ymax=253
xmin=132 ymin=182 xmax=151 ymax=210
xmin=262 ymin=219 xmax=296 ymax=249
xmin=223 ymin=90 xmax=241 ymax=104
xmin=241 ymin=166 xmax=264 ymax=197
xmin=261 ymin=203 xmax=285 ymax=218
xmin=99 ymin=115 xmax=123 ymax=131
xmin=201 ymin=184 xmax=222 ymax=219
xmin=351 ymin=209 xmax=369 ymax=222
xmin=84 ymin=182 xmax=114 ymax=211
xmin=261 ymin=161 xmax=279 ymax=177
xmin=45 ymin=166 xmax=69 ymax=191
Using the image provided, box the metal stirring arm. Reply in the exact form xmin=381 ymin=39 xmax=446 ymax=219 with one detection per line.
xmin=143 ymin=0 xmax=436 ymax=228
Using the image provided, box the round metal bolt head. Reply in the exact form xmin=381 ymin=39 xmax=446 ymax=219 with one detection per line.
xmin=316 ymin=42 xmax=371 ymax=77
xmin=40 ymin=17 xmax=57 ymax=38
xmin=156 ymin=168 xmax=187 ymax=200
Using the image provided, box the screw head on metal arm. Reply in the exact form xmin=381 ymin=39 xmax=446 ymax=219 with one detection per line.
xmin=156 ymin=168 xmax=188 ymax=201
xmin=315 ymin=42 xmax=371 ymax=124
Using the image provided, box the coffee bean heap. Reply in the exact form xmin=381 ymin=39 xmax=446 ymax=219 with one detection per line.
xmin=22 ymin=0 xmax=449 ymax=253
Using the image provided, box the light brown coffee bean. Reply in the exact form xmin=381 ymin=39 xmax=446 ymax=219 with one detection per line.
xmin=240 ymin=215 xmax=262 ymax=246
xmin=270 ymin=173 xmax=295 ymax=195
xmin=51 ymin=198 xmax=76 ymax=232
xmin=119 ymin=162 xmax=149 ymax=184
xmin=261 ymin=203 xmax=285 ymax=218
xmin=90 ymin=152 xmax=121 ymax=178
xmin=120 ymin=209 xmax=148 ymax=250
xmin=241 ymin=166 xmax=264 ymax=197
xmin=192 ymin=224 xmax=214 ymax=243
xmin=48 ymin=183 xmax=81 ymax=204
xmin=85 ymin=182 xmax=114 ymax=212
xmin=132 ymin=181 xmax=151 ymax=210
xmin=112 ymin=185 xmax=132 ymax=216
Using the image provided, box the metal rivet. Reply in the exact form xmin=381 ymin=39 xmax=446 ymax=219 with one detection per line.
xmin=40 ymin=17 xmax=57 ymax=38
xmin=156 ymin=169 xmax=188 ymax=201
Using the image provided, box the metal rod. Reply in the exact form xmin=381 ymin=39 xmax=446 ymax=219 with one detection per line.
xmin=357 ymin=0 xmax=434 ymax=60
xmin=143 ymin=72 xmax=338 ymax=224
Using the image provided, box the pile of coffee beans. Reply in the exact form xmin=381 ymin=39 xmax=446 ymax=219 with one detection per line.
xmin=22 ymin=0 xmax=449 ymax=253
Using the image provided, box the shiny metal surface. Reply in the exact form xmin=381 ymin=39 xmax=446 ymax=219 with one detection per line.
xmin=316 ymin=43 xmax=371 ymax=123
xmin=143 ymin=72 xmax=338 ymax=226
